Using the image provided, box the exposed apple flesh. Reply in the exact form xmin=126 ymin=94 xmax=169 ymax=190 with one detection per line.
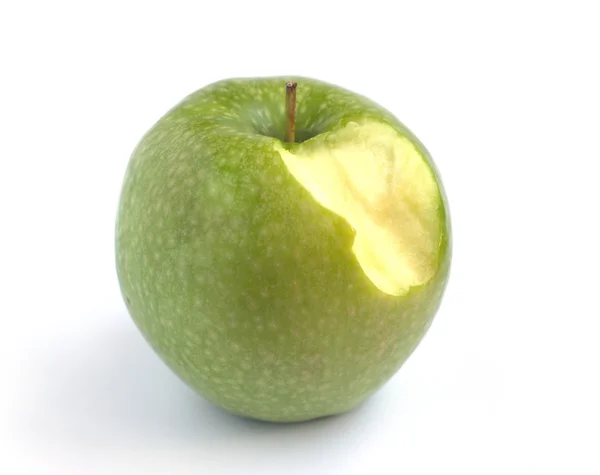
xmin=276 ymin=120 xmax=442 ymax=296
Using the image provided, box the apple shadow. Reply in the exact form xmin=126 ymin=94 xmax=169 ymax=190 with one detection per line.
xmin=24 ymin=313 xmax=392 ymax=462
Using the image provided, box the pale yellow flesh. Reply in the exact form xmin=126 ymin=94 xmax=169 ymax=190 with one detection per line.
xmin=275 ymin=121 xmax=441 ymax=296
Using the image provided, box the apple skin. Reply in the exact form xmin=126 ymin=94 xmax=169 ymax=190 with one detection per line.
xmin=115 ymin=77 xmax=451 ymax=422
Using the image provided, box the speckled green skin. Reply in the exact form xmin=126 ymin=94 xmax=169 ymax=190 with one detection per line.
xmin=116 ymin=77 xmax=451 ymax=422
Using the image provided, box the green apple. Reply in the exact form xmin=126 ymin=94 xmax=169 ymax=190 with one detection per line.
xmin=115 ymin=76 xmax=451 ymax=422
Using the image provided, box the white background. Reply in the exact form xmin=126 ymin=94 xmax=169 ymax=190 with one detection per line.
xmin=1 ymin=1 xmax=599 ymax=474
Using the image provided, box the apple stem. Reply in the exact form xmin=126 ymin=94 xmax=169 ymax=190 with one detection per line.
xmin=285 ymin=81 xmax=297 ymax=143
